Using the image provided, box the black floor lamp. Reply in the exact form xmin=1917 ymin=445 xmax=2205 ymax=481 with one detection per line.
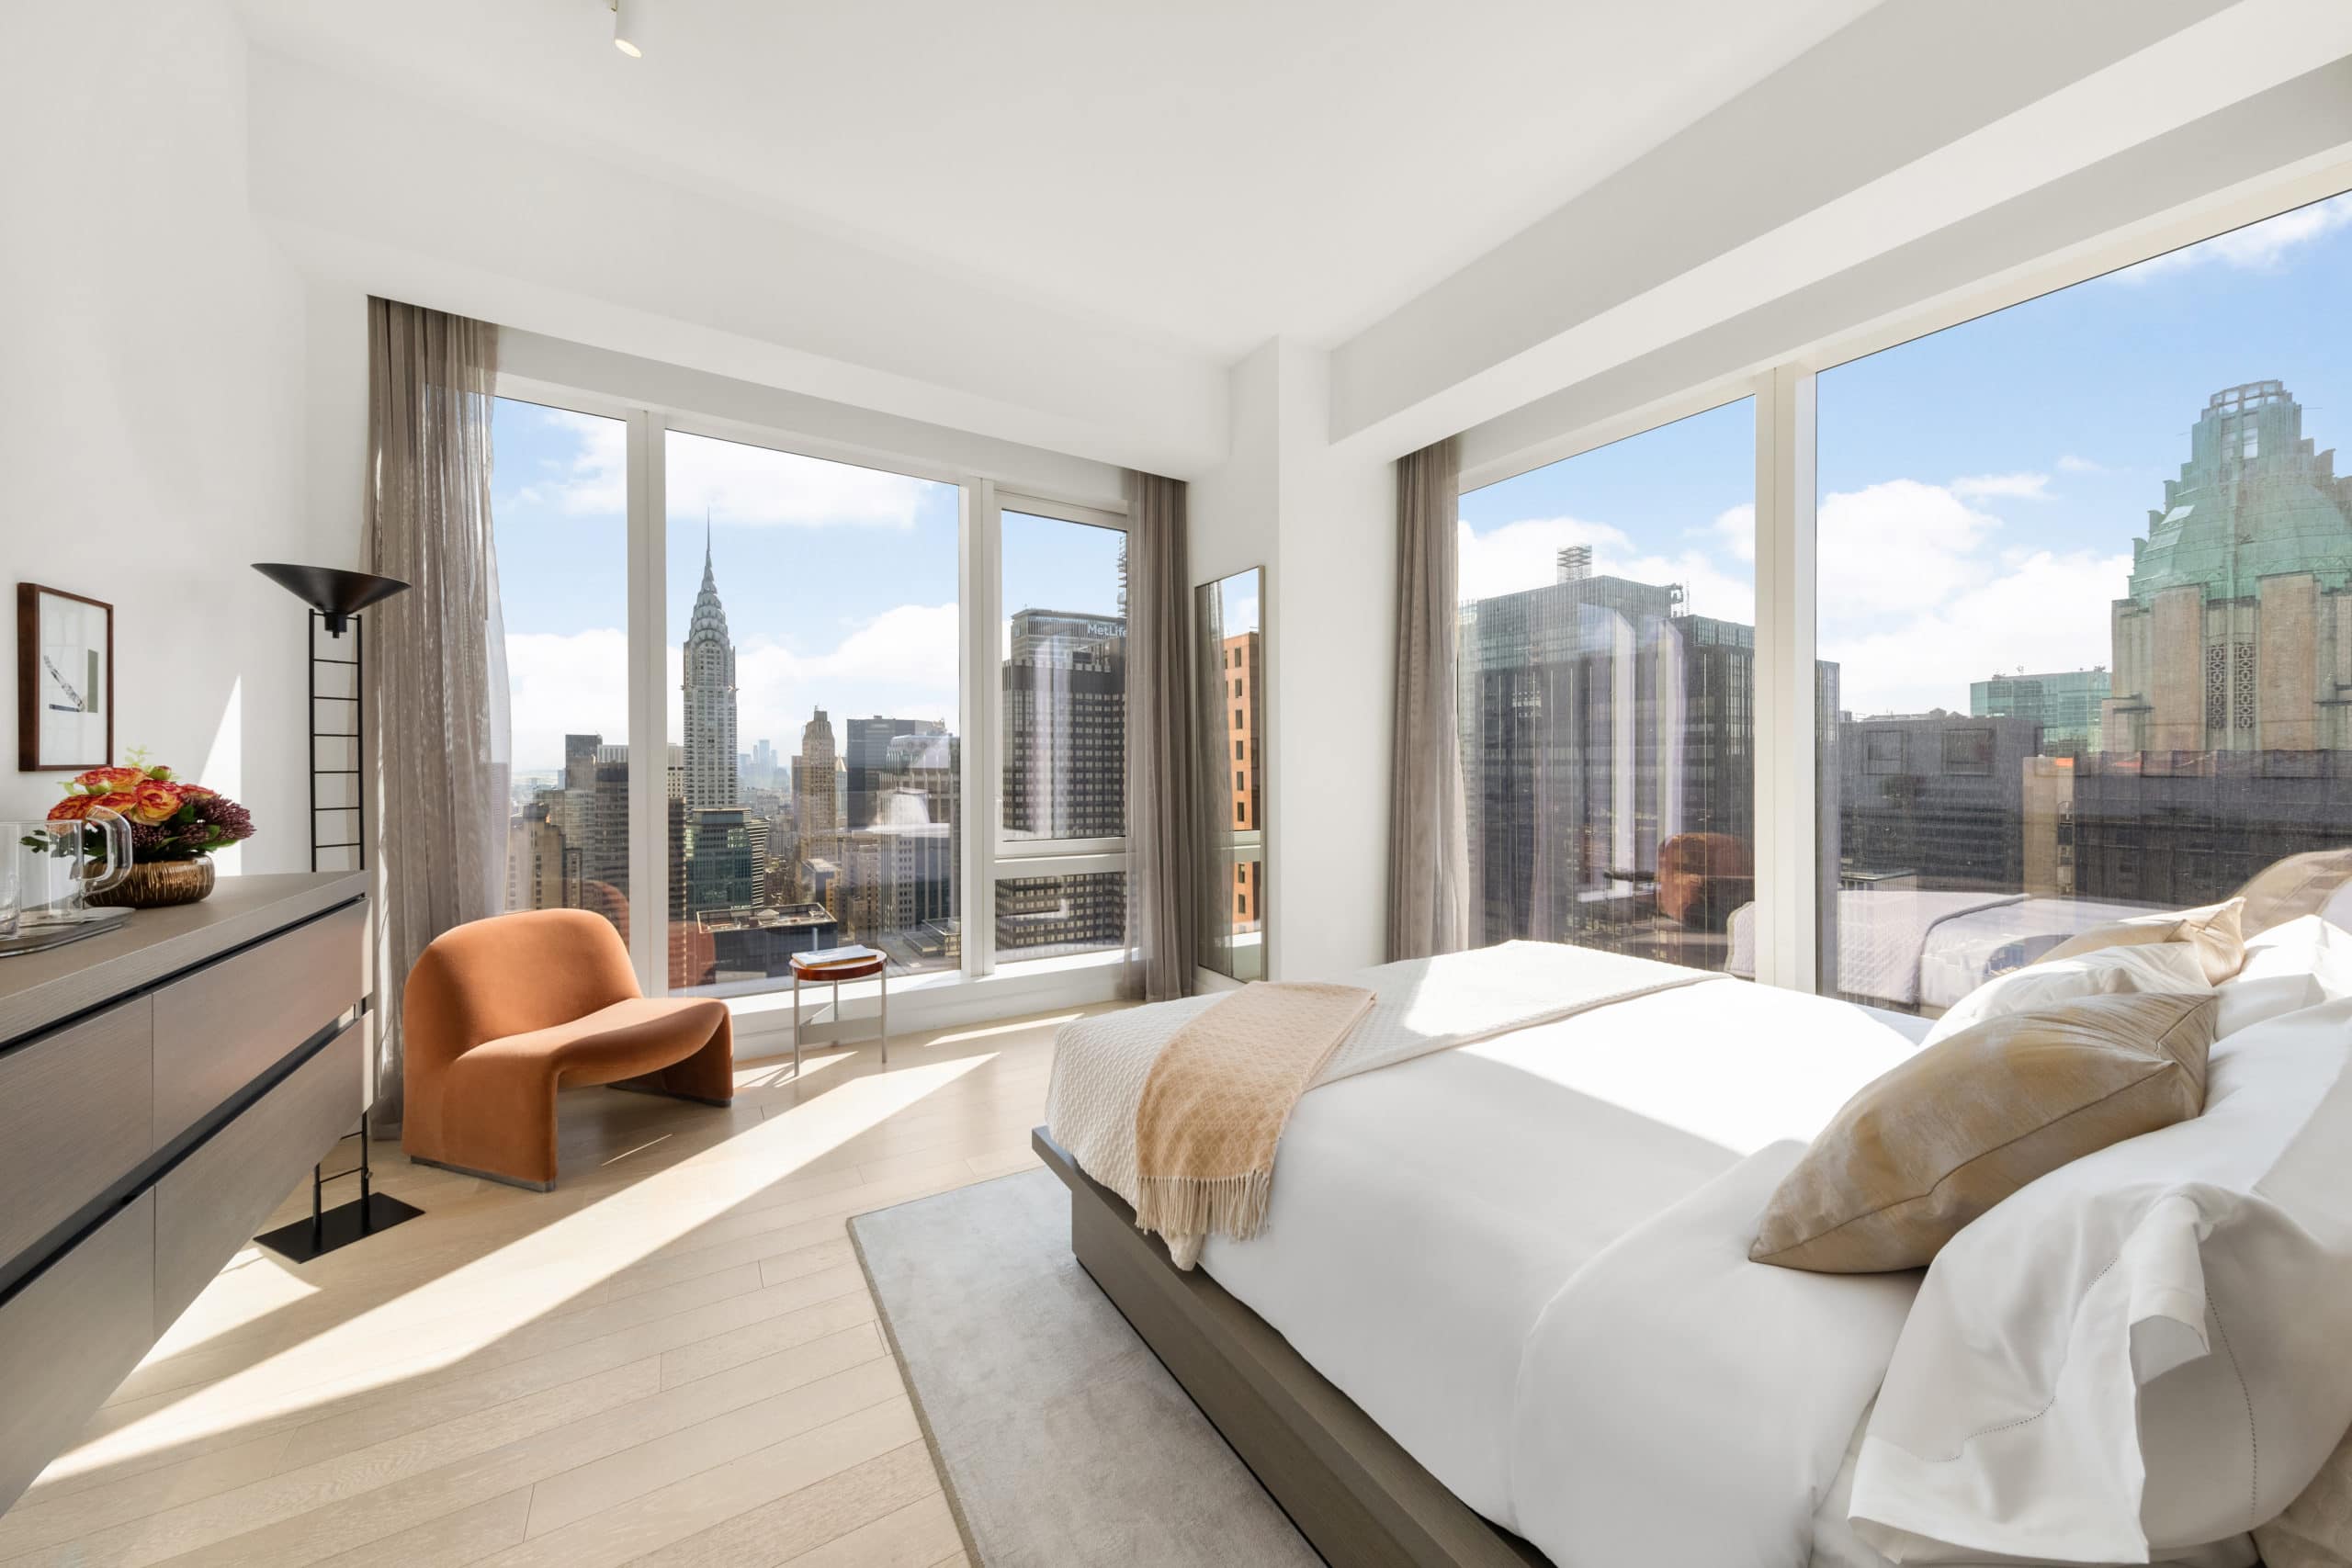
xmin=248 ymin=562 xmax=424 ymax=1262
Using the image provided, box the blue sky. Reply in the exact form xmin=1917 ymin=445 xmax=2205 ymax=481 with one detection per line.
xmin=1461 ymin=188 xmax=2352 ymax=716
xmin=492 ymin=415 xmax=1126 ymax=773
xmin=493 ymin=189 xmax=2352 ymax=771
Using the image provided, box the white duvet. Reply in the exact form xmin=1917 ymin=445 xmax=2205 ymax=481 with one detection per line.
xmin=1050 ymin=970 xmax=2263 ymax=1568
xmin=1059 ymin=976 xmax=1933 ymax=1564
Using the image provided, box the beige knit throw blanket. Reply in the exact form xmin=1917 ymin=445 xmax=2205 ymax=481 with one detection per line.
xmin=1131 ymin=981 xmax=1377 ymax=1245
xmin=1047 ymin=941 xmax=1727 ymax=1268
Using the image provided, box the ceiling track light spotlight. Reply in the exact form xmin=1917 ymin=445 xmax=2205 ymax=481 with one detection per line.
xmin=611 ymin=0 xmax=641 ymax=56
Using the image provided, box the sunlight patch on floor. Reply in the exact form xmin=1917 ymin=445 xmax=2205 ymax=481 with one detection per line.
xmin=54 ymin=1051 xmax=998 ymax=1483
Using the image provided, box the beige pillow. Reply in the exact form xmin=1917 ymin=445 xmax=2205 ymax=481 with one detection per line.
xmin=2258 ymin=1423 xmax=2352 ymax=1568
xmin=2237 ymin=850 xmax=2352 ymax=939
xmin=1750 ymin=991 xmax=2218 ymax=1273
xmin=2034 ymin=897 xmax=2247 ymax=985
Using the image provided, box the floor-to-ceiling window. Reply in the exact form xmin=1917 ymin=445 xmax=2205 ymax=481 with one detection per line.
xmin=991 ymin=502 xmax=1132 ymax=962
xmin=489 ymin=391 xmax=1132 ymax=1009
xmin=1456 ymin=398 xmax=1758 ymax=972
xmin=1814 ymin=190 xmax=2352 ymax=1014
xmin=489 ymin=397 xmax=636 ymax=946
xmin=661 ymin=429 xmax=963 ymax=996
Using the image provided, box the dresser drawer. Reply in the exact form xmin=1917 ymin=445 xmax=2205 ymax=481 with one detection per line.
xmin=153 ymin=900 xmax=366 ymax=1151
xmin=154 ymin=1020 xmax=363 ymax=1329
xmin=0 ymin=996 xmax=153 ymax=1272
xmin=0 ymin=1192 xmax=154 ymax=1514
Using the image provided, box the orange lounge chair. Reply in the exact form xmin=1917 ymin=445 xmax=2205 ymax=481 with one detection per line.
xmin=401 ymin=908 xmax=733 ymax=1190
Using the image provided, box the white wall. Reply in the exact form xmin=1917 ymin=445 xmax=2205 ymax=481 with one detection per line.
xmin=1191 ymin=343 xmax=1396 ymax=979
xmin=0 ymin=5 xmax=327 ymax=872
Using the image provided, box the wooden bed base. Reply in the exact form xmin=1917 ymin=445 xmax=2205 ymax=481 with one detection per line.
xmin=1033 ymin=1128 xmax=1550 ymax=1568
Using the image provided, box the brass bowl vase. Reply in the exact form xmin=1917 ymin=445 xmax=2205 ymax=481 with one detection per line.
xmin=89 ymin=857 xmax=217 ymax=909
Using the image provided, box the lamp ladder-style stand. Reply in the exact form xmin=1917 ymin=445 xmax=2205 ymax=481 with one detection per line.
xmin=250 ymin=565 xmax=424 ymax=1262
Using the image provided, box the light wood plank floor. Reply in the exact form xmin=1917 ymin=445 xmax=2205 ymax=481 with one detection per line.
xmin=0 ymin=1004 xmax=1116 ymax=1568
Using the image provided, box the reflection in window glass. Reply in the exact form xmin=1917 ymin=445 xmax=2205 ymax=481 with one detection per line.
xmin=1815 ymin=191 xmax=2352 ymax=1015
xmin=663 ymin=430 xmax=961 ymax=994
xmin=1456 ymin=399 xmax=1762 ymax=972
xmin=994 ymin=871 xmax=1128 ymax=961
xmin=491 ymin=398 xmax=633 ymax=946
xmin=1001 ymin=512 xmax=1127 ymax=844
xmin=1197 ymin=569 xmax=1264 ymax=981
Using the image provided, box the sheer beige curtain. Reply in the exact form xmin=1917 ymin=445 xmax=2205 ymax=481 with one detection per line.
xmin=1387 ymin=436 xmax=1470 ymax=960
xmin=1125 ymin=469 xmax=1202 ymax=1001
xmin=364 ymin=299 xmax=506 ymax=1131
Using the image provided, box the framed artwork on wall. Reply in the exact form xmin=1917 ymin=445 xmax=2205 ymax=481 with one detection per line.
xmin=17 ymin=582 xmax=114 ymax=772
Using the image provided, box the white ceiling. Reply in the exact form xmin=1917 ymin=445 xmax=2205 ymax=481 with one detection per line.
xmin=229 ymin=0 xmax=1881 ymax=360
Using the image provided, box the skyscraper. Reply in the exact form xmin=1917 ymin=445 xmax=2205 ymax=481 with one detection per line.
xmin=681 ymin=527 xmax=739 ymax=809
xmin=999 ymin=607 xmax=1127 ymax=955
xmin=797 ymin=707 xmax=839 ymax=840
xmin=2101 ymin=381 xmax=2352 ymax=753
xmin=1971 ymin=669 xmax=2111 ymax=757
xmin=845 ymin=716 xmax=947 ymax=830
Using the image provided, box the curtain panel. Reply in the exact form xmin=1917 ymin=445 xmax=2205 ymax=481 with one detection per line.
xmin=363 ymin=299 xmax=507 ymax=1131
xmin=1387 ymin=436 xmax=1471 ymax=961
xmin=1124 ymin=469 xmax=1202 ymax=1001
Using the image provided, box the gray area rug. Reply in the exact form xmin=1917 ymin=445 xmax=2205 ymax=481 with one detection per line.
xmin=850 ymin=1167 xmax=1322 ymax=1567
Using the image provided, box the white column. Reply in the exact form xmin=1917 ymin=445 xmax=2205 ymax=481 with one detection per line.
xmin=627 ymin=409 xmax=667 ymax=995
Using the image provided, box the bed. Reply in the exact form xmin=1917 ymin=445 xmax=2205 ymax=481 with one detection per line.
xmin=1037 ymin=934 xmax=2339 ymax=1568
xmin=1725 ymin=891 xmax=2152 ymax=1010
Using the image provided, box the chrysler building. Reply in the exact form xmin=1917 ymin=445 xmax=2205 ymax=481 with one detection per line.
xmin=682 ymin=523 xmax=739 ymax=808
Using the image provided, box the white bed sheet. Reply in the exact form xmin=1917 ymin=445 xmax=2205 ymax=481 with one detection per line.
xmin=1193 ymin=979 xmax=1930 ymax=1539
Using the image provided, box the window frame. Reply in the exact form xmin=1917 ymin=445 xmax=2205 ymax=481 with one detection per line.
xmin=1454 ymin=165 xmax=2352 ymax=998
xmin=489 ymin=376 xmax=1132 ymax=1004
xmin=975 ymin=491 xmax=1136 ymax=977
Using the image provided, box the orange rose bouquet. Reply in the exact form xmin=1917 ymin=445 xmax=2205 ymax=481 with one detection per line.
xmin=47 ymin=761 xmax=254 ymax=862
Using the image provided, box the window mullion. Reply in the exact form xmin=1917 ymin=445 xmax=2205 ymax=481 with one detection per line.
xmin=627 ymin=408 xmax=668 ymax=995
xmin=1752 ymin=367 xmax=1818 ymax=993
xmin=964 ymin=478 xmax=1001 ymax=978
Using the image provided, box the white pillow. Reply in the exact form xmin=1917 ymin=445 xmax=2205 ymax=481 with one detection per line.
xmin=1850 ymin=997 xmax=2352 ymax=1563
xmin=2214 ymin=915 xmax=2352 ymax=1038
xmin=1921 ymin=942 xmax=2211 ymax=1046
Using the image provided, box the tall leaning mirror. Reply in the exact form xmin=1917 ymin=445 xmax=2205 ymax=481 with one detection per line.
xmin=1195 ymin=568 xmax=1266 ymax=980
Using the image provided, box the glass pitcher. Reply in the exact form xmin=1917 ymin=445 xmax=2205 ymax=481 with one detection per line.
xmin=8 ymin=808 xmax=132 ymax=926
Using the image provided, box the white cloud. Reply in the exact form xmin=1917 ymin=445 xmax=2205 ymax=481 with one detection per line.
xmin=1817 ymin=479 xmax=2003 ymax=618
xmin=505 ymin=626 xmax=629 ymax=775
xmin=507 ymin=408 xmax=625 ymax=516
xmin=2055 ymin=454 xmax=2106 ymax=475
xmin=503 ymin=410 xmax=935 ymax=529
xmin=671 ymin=603 xmax=960 ymax=761
xmin=1456 ymin=514 xmax=1752 ymax=623
xmin=1825 ymin=547 xmax=2131 ymax=717
xmin=667 ymin=433 xmax=933 ymax=529
xmin=1713 ymin=502 xmax=1756 ymax=564
xmin=507 ymin=604 xmax=960 ymax=776
xmin=2117 ymin=191 xmax=2352 ymax=281
xmin=1951 ymin=470 xmax=2051 ymax=501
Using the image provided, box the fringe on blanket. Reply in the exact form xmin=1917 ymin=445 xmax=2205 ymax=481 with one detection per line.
xmin=1133 ymin=1168 xmax=1277 ymax=1244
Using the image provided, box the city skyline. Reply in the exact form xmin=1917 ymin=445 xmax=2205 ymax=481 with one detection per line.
xmin=1458 ymin=188 xmax=2352 ymax=719
xmin=491 ymin=416 xmax=1125 ymax=775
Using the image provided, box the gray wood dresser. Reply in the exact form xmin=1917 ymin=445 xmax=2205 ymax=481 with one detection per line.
xmin=0 ymin=872 xmax=369 ymax=1514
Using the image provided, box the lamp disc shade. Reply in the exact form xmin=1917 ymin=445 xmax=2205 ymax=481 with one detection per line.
xmin=252 ymin=563 xmax=412 ymax=633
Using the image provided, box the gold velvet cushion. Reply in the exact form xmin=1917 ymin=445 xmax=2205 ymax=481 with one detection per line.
xmin=1750 ymin=991 xmax=2219 ymax=1273
xmin=2236 ymin=850 xmax=2352 ymax=939
xmin=2033 ymin=897 xmax=2247 ymax=985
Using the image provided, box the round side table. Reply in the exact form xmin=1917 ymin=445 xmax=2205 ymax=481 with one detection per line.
xmin=787 ymin=952 xmax=888 ymax=1077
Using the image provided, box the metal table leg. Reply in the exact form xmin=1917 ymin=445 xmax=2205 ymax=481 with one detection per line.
xmin=880 ymin=967 xmax=888 ymax=1066
xmin=792 ymin=966 xmax=802 ymax=1078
